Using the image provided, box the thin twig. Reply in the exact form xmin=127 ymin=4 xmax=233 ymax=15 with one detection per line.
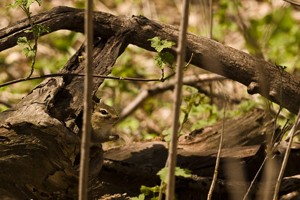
xmin=27 ymin=43 xmax=37 ymax=79
xmin=0 ymin=100 xmax=12 ymax=108
xmin=271 ymin=65 xmax=285 ymax=145
xmin=207 ymin=96 xmax=226 ymax=200
xmin=79 ymin=0 xmax=93 ymax=199
xmin=0 ymin=72 xmax=173 ymax=88
xmin=209 ymin=0 xmax=213 ymax=39
xmin=166 ymin=0 xmax=189 ymax=199
xmin=269 ymin=66 xmax=285 ymax=153
xmin=242 ymin=156 xmax=267 ymax=200
xmin=273 ymin=108 xmax=300 ymax=200
xmin=271 ymin=106 xmax=283 ymax=146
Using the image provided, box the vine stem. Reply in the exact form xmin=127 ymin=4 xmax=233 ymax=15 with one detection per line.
xmin=166 ymin=0 xmax=189 ymax=199
xmin=79 ymin=0 xmax=93 ymax=199
xmin=207 ymin=97 xmax=226 ymax=200
xmin=20 ymin=4 xmax=38 ymax=79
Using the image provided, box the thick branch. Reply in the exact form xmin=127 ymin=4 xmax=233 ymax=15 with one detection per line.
xmin=0 ymin=6 xmax=299 ymax=113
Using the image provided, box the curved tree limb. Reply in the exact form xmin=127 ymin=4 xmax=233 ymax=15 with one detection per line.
xmin=1 ymin=6 xmax=299 ymax=114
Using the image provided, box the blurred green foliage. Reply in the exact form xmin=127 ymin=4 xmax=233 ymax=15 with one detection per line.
xmin=215 ymin=1 xmax=300 ymax=71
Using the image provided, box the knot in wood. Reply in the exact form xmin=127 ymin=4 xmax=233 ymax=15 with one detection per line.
xmin=132 ymin=15 xmax=162 ymax=30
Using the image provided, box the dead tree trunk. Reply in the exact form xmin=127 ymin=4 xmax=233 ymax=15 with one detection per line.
xmin=0 ymin=36 xmax=128 ymax=199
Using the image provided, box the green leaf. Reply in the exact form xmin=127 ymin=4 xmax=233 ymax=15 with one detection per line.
xmin=154 ymin=54 xmax=164 ymax=69
xmin=162 ymin=129 xmax=171 ymax=142
xmin=157 ymin=167 xmax=168 ymax=183
xmin=157 ymin=167 xmax=192 ymax=183
xmin=26 ymin=0 xmax=35 ymax=8
xmin=9 ymin=0 xmax=40 ymax=9
xmin=9 ymin=0 xmax=42 ymax=10
xmin=32 ymin=24 xmax=50 ymax=37
xmin=148 ymin=37 xmax=175 ymax=52
xmin=131 ymin=194 xmax=145 ymax=200
xmin=159 ymin=52 xmax=174 ymax=66
xmin=149 ymin=37 xmax=175 ymax=75
xmin=9 ymin=0 xmax=23 ymax=8
xmin=26 ymin=0 xmax=42 ymax=8
xmin=175 ymin=167 xmax=192 ymax=178
xmin=17 ymin=36 xmax=29 ymax=45
xmin=154 ymin=52 xmax=175 ymax=69
xmin=23 ymin=47 xmax=36 ymax=57
xmin=17 ymin=37 xmax=37 ymax=57
xmin=140 ymin=185 xmax=160 ymax=195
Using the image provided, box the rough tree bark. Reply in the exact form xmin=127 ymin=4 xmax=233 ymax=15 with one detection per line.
xmin=0 ymin=35 xmax=128 ymax=199
xmin=0 ymin=6 xmax=300 ymax=199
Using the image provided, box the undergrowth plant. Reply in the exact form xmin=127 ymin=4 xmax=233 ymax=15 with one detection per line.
xmin=9 ymin=0 xmax=49 ymax=78
xmin=148 ymin=36 xmax=175 ymax=79
xmin=131 ymin=167 xmax=191 ymax=200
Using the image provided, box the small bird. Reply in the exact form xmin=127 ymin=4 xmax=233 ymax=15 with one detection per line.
xmin=91 ymin=100 xmax=119 ymax=144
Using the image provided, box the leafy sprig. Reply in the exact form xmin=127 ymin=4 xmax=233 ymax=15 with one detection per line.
xmin=9 ymin=0 xmax=49 ymax=78
xmin=148 ymin=37 xmax=175 ymax=79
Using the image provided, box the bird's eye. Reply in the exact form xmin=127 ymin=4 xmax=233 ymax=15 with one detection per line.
xmin=99 ymin=109 xmax=109 ymax=115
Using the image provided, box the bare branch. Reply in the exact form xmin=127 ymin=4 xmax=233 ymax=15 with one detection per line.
xmin=0 ymin=73 xmax=167 ymax=88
